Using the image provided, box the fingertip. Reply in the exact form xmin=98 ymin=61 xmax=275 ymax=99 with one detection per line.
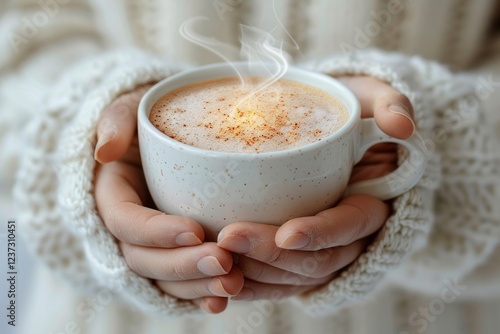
xmin=95 ymin=94 xmax=141 ymax=163
xmin=387 ymin=103 xmax=416 ymax=139
xmin=175 ymin=216 xmax=206 ymax=244
xmin=276 ymin=231 xmax=310 ymax=250
xmin=275 ymin=218 xmax=313 ymax=250
xmin=175 ymin=232 xmax=203 ymax=247
xmin=216 ymin=266 xmax=245 ymax=296
xmin=94 ymin=135 xmax=117 ymax=164
xmin=198 ymin=297 xmax=228 ymax=314
xmin=94 ymin=123 xmax=129 ymax=164
xmin=374 ymin=94 xmax=415 ymax=140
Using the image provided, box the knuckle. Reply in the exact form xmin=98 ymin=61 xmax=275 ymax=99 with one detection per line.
xmin=97 ymin=117 xmax=114 ymax=135
xmin=313 ymin=216 xmax=338 ymax=246
xmin=193 ymin=284 xmax=211 ymax=298
xmin=148 ymin=230 xmax=167 ymax=248
xmin=144 ymin=213 xmax=168 ymax=247
xmin=111 ymin=203 xmax=142 ymax=243
xmin=109 ymin=203 xmax=165 ymax=247
xmin=103 ymin=97 xmax=134 ymax=123
xmin=176 ymin=216 xmax=201 ymax=232
xmin=310 ymin=215 xmax=341 ymax=248
xmin=262 ymin=248 xmax=288 ymax=266
xmin=111 ymin=101 xmax=132 ymax=118
xmin=171 ymin=263 xmax=191 ymax=281
xmin=244 ymin=261 xmax=267 ymax=282
xmin=351 ymin=216 xmax=369 ymax=244
xmin=314 ymin=251 xmax=341 ymax=278
xmin=101 ymin=202 xmax=125 ymax=239
xmin=120 ymin=243 xmax=142 ymax=273
xmin=344 ymin=202 xmax=371 ymax=244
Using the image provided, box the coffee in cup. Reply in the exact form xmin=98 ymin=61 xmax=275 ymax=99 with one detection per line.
xmin=149 ymin=77 xmax=349 ymax=153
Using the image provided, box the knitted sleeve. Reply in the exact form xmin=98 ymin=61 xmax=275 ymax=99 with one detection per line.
xmin=14 ymin=50 xmax=201 ymax=316
xmin=292 ymin=49 xmax=500 ymax=316
xmin=0 ymin=0 xmax=101 ymax=185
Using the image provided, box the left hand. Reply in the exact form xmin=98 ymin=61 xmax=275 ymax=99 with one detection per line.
xmin=217 ymin=75 xmax=416 ymax=301
xmin=94 ymin=84 xmax=243 ymax=314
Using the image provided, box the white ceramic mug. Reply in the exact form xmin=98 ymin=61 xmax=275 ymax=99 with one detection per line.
xmin=138 ymin=62 xmax=427 ymax=241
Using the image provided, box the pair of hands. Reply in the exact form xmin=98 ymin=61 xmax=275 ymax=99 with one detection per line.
xmin=94 ymin=76 xmax=415 ymax=314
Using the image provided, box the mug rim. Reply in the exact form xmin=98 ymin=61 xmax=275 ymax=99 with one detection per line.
xmin=138 ymin=62 xmax=361 ymax=158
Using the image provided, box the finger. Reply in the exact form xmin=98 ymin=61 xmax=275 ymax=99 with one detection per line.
xmin=236 ymin=255 xmax=332 ymax=286
xmin=275 ymin=194 xmax=390 ymax=250
xmin=192 ymin=297 xmax=229 ymax=314
xmin=356 ymin=143 xmax=398 ymax=162
xmin=156 ymin=267 xmax=244 ymax=299
xmin=115 ymin=136 xmax=142 ymax=167
xmin=95 ymin=84 xmax=153 ymax=163
xmin=121 ymin=242 xmax=233 ymax=281
xmin=95 ymin=162 xmax=205 ymax=247
xmin=373 ymin=92 xmax=415 ymax=139
xmin=349 ymin=144 xmax=398 ymax=183
xmin=349 ymin=163 xmax=396 ymax=184
xmin=231 ymin=280 xmax=314 ymax=301
xmin=336 ymin=76 xmax=415 ymax=139
xmin=218 ymin=223 xmax=369 ymax=278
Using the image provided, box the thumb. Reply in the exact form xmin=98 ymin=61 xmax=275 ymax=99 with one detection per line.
xmin=95 ymin=84 xmax=153 ymax=163
xmin=373 ymin=92 xmax=415 ymax=140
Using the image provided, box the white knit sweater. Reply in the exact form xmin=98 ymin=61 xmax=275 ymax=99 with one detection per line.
xmin=3 ymin=0 xmax=500 ymax=333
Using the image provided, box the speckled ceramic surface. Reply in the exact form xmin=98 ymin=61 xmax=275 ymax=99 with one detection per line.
xmin=138 ymin=63 xmax=426 ymax=240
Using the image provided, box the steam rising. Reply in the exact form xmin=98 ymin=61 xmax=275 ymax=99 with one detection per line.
xmin=238 ymin=24 xmax=288 ymax=102
xmin=179 ymin=17 xmax=243 ymax=83
xmin=179 ymin=3 xmax=298 ymax=104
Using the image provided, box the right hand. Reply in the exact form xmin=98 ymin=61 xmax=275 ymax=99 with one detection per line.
xmin=93 ymin=84 xmax=244 ymax=314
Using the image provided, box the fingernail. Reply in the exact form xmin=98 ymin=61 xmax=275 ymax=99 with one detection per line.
xmin=197 ymin=256 xmax=227 ymax=276
xmin=388 ymin=103 xmax=410 ymax=117
xmin=232 ymin=287 xmax=254 ymax=301
xmin=217 ymin=235 xmax=251 ymax=253
xmin=277 ymin=232 xmax=310 ymax=249
xmin=175 ymin=232 xmax=202 ymax=246
xmin=217 ymin=230 xmax=225 ymax=243
xmin=95 ymin=124 xmax=118 ymax=161
xmin=208 ymin=278 xmax=233 ymax=297
xmin=200 ymin=298 xmax=215 ymax=314
xmin=388 ymin=103 xmax=416 ymax=135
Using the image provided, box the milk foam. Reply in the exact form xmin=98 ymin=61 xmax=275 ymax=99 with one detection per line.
xmin=149 ymin=77 xmax=349 ymax=153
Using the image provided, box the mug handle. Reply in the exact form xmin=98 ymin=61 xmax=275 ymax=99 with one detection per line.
xmin=344 ymin=118 xmax=427 ymax=201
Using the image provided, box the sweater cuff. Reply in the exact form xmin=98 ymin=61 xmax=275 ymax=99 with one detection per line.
xmin=15 ymin=49 xmax=201 ymax=316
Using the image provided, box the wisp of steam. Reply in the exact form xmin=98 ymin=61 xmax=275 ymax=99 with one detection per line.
xmin=179 ymin=15 xmax=296 ymax=105
xmin=237 ymin=24 xmax=288 ymax=102
xmin=179 ymin=17 xmax=243 ymax=82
